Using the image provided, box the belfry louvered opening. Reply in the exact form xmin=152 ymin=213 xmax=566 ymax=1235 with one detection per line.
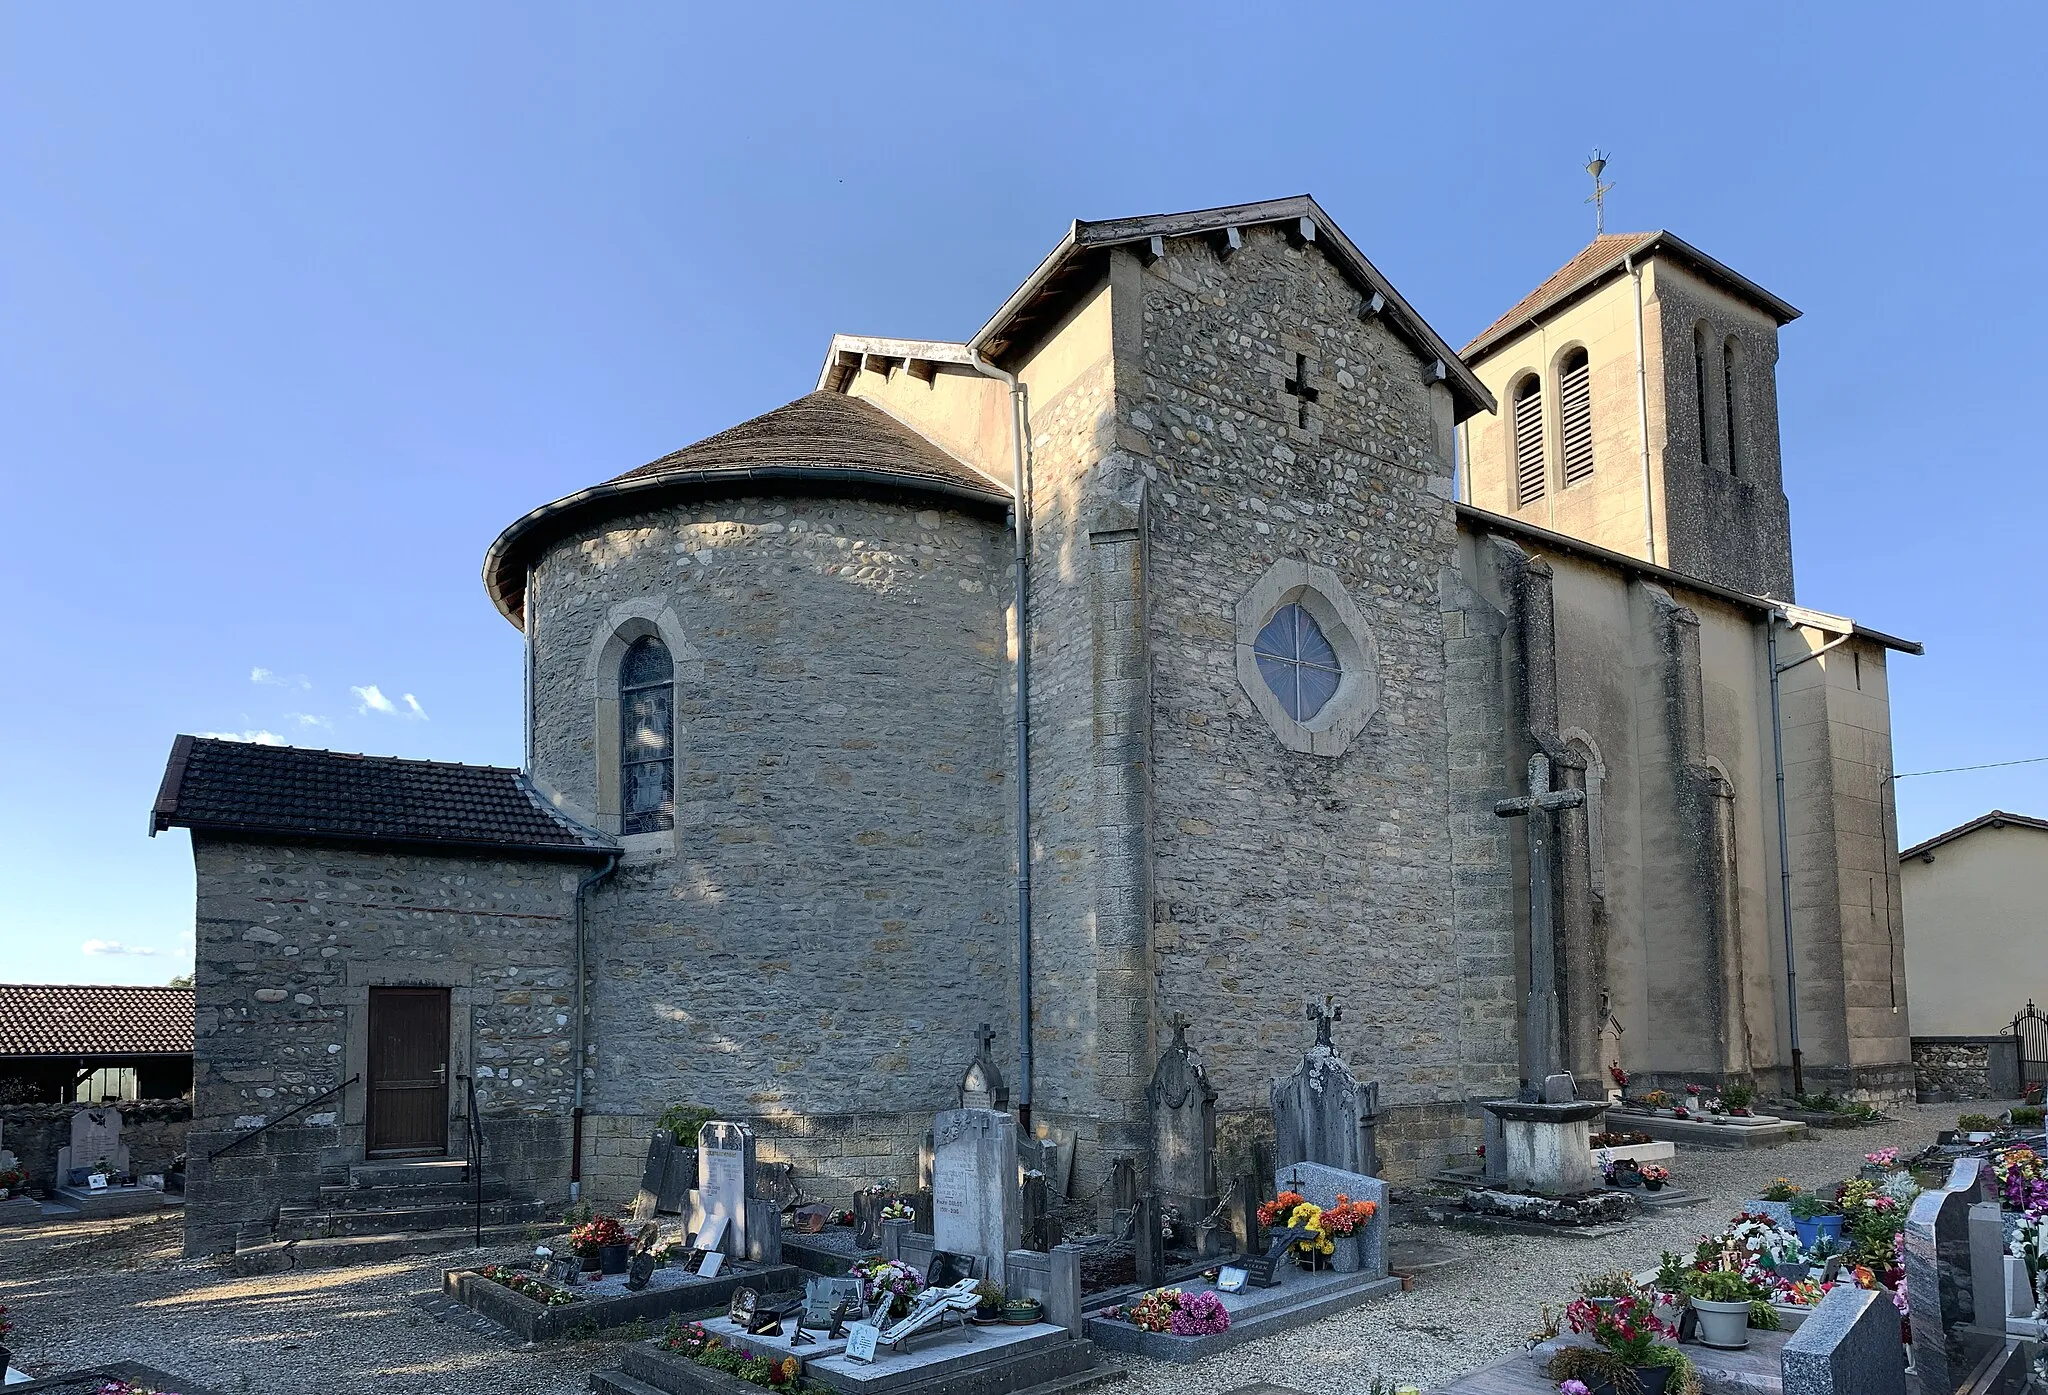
xmin=1559 ymin=349 xmax=1594 ymax=485
xmin=1512 ymin=374 xmax=1545 ymax=506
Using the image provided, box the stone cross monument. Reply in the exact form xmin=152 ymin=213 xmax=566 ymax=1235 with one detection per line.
xmin=1494 ymin=753 xmax=1584 ymax=1090
xmin=1145 ymin=1011 xmax=1218 ymax=1238
xmin=1270 ymin=999 xmax=1381 ymax=1177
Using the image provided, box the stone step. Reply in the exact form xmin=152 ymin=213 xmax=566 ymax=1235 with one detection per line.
xmin=276 ymin=1197 xmax=550 ymax=1240
xmin=318 ymin=1179 xmax=510 ymax=1209
xmin=589 ymin=1373 xmax=668 ymax=1395
xmin=229 ymin=1221 xmax=546 ymax=1273
xmin=347 ymin=1158 xmax=477 ymax=1189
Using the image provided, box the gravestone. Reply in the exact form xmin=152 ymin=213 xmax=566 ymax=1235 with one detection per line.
xmin=910 ymin=1186 xmax=933 ymax=1237
xmin=1970 ymin=1201 xmax=2009 ymax=1331
xmin=1146 ymin=1012 xmax=1219 ymax=1249
xmin=1270 ymin=1000 xmax=1381 ymax=1177
xmin=1541 ymin=1072 xmax=1578 ymax=1103
xmin=804 ymin=1275 xmax=866 ymax=1329
xmin=1225 ymin=1169 xmax=1262 ymax=1256
xmin=0 ymin=1118 xmax=16 ymax=1171
xmin=657 ymin=1137 xmax=696 ymax=1213
xmin=853 ymin=1187 xmax=891 ymax=1248
xmin=958 ymin=1024 xmax=1010 ymax=1111
xmin=697 ymin=1121 xmax=756 ymax=1258
xmin=930 ymin=1107 xmax=1020 ymax=1288
xmin=1779 ymin=1284 xmax=1905 ymax=1395
xmin=57 ymin=1106 xmax=129 ymax=1182
xmin=1020 ymin=1171 xmax=1061 ymax=1252
xmin=1905 ymin=1158 xmax=1996 ymax=1394
xmin=1274 ymin=1160 xmax=1391 ymax=1281
xmin=631 ymin=1130 xmax=675 ymax=1222
xmin=1134 ymin=1192 xmax=1165 ymax=1288
xmin=1102 ymin=1154 xmax=1139 ymax=1236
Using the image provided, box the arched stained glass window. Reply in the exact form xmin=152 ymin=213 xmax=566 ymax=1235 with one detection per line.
xmin=1253 ymin=603 xmax=1342 ymax=722
xmin=620 ymin=636 xmax=674 ymax=834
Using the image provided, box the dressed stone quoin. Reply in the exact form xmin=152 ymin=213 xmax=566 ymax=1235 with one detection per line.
xmin=150 ymin=194 xmax=1921 ymax=1258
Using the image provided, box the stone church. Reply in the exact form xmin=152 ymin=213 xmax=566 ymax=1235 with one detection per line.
xmin=153 ymin=195 xmax=1918 ymax=1256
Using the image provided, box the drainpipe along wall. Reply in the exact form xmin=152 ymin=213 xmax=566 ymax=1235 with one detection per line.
xmin=570 ymin=852 xmax=619 ymax=1199
xmin=967 ymin=350 xmax=1035 ymax=1132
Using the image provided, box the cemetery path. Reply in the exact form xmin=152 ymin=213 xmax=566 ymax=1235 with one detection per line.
xmin=0 ymin=1103 xmax=1979 ymax=1394
xmin=1114 ymin=1101 xmax=1965 ymax=1394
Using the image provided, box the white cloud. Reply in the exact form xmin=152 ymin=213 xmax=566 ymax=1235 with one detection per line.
xmin=287 ymin=712 xmax=332 ymax=729
xmin=201 ymin=729 xmax=287 ymax=746
xmin=251 ymin=667 xmax=311 ymax=689
xmin=353 ymin=684 xmax=426 ymax=720
xmin=83 ymin=939 xmax=160 ymax=957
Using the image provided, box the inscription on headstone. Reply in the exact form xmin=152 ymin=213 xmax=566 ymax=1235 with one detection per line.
xmin=697 ymin=1121 xmax=755 ymax=1258
xmin=930 ymin=1107 xmax=1019 ymax=1288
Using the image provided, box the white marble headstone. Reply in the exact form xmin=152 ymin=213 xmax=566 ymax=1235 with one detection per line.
xmin=56 ymin=1106 xmax=128 ymax=1181
xmin=931 ymin=1107 xmax=1019 ymax=1288
xmin=696 ymin=1121 xmax=754 ymax=1257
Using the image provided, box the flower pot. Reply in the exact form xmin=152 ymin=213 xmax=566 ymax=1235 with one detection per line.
xmin=1580 ymin=1366 xmax=1672 ymax=1395
xmin=1815 ymin=1215 xmax=1843 ymax=1244
xmin=1793 ymin=1217 xmax=1823 ymax=1248
xmin=1691 ymin=1297 xmax=1752 ymax=1349
xmin=598 ymin=1243 xmax=631 ymax=1275
xmin=1643 ymin=1178 xmax=1665 ymax=1193
xmin=1002 ymin=1298 xmax=1042 ymax=1325
xmin=1328 ymin=1234 xmax=1362 ymax=1272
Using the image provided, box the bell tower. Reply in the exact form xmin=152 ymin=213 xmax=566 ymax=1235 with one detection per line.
xmin=1457 ymin=229 xmax=1800 ymax=600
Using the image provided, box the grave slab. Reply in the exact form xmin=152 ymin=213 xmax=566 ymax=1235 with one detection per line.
xmin=49 ymin=1182 xmax=177 ymax=1219
xmin=1084 ymin=1264 xmax=1401 ymax=1362
xmin=1431 ymin=1331 xmax=1789 ymax=1394
xmin=1624 ymin=1114 xmax=1808 ymax=1150
xmin=443 ymin=1259 xmax=797 ymax=1342
xmin=612 ymin=1321 xmax=1112 ymax=1395
xmin=2 ymin=1361 xmax=223 ymax=1395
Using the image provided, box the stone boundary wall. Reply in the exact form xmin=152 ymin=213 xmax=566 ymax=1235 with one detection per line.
xmin=1913 ymin=1036 xmax=2022 ymax=1102
xmin=1 ymin=1100 xmax=190 ymax=1196
xmin=580 ymin=1109 xmax=933 ymax=1214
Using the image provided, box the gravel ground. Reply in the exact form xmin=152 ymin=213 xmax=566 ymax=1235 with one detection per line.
xmin=0 ymin=1104 xmax=1965 ymax=1394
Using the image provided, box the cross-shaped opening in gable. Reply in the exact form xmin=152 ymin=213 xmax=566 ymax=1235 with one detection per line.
xmin=1283 ymin=353 xmax=1319 ymax=429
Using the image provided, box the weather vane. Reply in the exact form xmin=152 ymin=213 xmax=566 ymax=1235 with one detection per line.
xmin=1586 ymin=151 xmax=1613 ymax=236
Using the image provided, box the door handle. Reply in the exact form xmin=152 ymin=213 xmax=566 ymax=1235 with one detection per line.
xmin=435 ymin=1065 xmax=447 ymax=1082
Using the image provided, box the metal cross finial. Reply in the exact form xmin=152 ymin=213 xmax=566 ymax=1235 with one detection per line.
xmin=1586 ymin=151 xmax=1614 ymax=237
xmin=1306 ymin=997 xmax=1343 ymax=1049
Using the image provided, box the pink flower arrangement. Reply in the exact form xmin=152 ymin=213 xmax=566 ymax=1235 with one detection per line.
xmin=1866 ymin=1147 xmax=1900 ymax=1167
xmin=1167 ymin=1290 xmax=1231 ymax=1336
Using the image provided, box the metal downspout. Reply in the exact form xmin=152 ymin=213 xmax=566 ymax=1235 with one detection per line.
xmin=570 ymin=851 xmax=620 ymax=1200
xmin=1627 ymin=254 xmax=1657 ymax=565
xmin=968 ymin=349 xmax=1034 ymax=1133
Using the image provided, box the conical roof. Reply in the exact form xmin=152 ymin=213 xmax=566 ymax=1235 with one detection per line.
xmin=483 ymin=392 xmax=1009 ymax=626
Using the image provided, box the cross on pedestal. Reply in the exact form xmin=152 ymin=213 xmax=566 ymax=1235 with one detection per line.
xmin=1305 ymin=997 xmax=1343 ymax=1050
xmin=1282 ymin=353 xmax=1318 ymax=428
xmin=1166 ymin=1010 xmax=1192 ymax=1049
xmin=1494 ymin=754 xmax=1584 ymax=1088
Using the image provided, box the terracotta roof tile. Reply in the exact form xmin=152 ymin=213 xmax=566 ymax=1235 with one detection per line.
xmin=1462 ymin=233 xmax=1655 ymax=359
xmin=0 ymin=984 xmax=194 ymax=1058
xmin=151 ymin=736 xmax=614 ymax=856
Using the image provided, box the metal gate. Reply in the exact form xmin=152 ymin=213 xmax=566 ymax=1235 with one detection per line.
xmin=2012 ymin=1000 xmax=2048 ymax=1101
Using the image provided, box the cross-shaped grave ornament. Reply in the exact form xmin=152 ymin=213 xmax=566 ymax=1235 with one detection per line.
xmin=1494 ymin=753 xmax=1584 ymax=1089
xmin=1306 ymin=997 xmax=1342 ymax=1050
xmin=975 ymin=1023 xmax=996 ymax=1058
xmin=1167 ymin=1010 xmax=1192 ymax=1050
xmin=1283 ymin=353 xmax=1319 ymax=429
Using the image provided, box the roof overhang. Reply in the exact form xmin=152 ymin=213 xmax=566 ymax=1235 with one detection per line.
xmin=967 ymin=195 xmax=1497 ymax=421
xmin=1463 ymin=229 xmax=1802 ymax=366
xmin=1458 ymin=505 xmax=1923 ymax=655
xmin=816 ymin=335 xmax=976 ymax=394
xmin=482 ymin=461 xmax=1011 ymax=628
xmin=1899 ymin=810 xmax=2048 ymax=862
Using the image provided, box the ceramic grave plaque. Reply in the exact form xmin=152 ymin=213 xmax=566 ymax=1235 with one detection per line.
xmin=697 ymin=1121 xmax=754 ymax=1257
xmin=931 ymin=1107 xmax=1019 ymax=1288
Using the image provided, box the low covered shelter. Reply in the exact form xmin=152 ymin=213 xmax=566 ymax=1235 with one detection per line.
xmin=0 ymin=983 xmax=195 ymax=1103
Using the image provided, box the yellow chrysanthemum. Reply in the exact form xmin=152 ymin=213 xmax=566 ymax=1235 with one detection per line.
xmin=1286 ymin=1201 xmax=1335 ymax=1255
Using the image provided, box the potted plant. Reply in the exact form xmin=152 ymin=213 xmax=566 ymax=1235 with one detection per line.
xmin=568 ymin=1214 xmax=630 ymax=1274
xmin=1788 ymin=1191 xmax=1840 ymax=1249
xmin=1579 ymin=1271 xmax=1641 ymax=1312
xmin=972 ymin=1280 xmax=1006 ymax=1324
xmin=1606 ymin=1158 xmax=1643 ymax=1189
xmin=1544 ymin=1295 xmax=1689 ymax=1395
xmin=1318 ymin=1194 xmax=1377 ymax=1273
xmin=1684 ymin=1267 xmax=1757 ymax=1349
xmin=1002 ymin=1295 xmax=1043 ymax=1325
xmin=855 ymin=1258 xmax=924 ymax=1321
xmin=1639 ymin=1165 xmax=1671 ymax=1194
xmin=1640 ymin=1089 xmax=1674 ymax=1113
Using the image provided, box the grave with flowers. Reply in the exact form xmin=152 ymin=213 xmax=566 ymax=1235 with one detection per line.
xmin=1082 ymin=1012 xmax=1400 ymax=1363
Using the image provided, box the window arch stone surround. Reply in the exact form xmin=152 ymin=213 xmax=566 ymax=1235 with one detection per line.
xmin=580 ymin=600 xmax=701 ymax=841
xmin=1234 ymin=558 xmax=1380 ymax=758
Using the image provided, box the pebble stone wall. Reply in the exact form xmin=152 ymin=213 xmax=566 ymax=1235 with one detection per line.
xmin=526 ymin=495 xmax=1017 ymax=1201
xmin=181 ymin=836 xmax=585 ymax=1255
xmin=1128 ymin=225 xmax=1516 ymax=1171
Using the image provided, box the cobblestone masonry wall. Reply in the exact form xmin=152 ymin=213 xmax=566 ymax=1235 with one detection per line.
xmin=180 ymin=836 xmax=585 ymax=1254
xmin=1130 ymin=225 xmax=1513 ymax=1177
xmin=1912 ymin=1038 xmax=2021 ymax=1102
xmin=526 ymin=497 xmax=1016 ymax=1140
xmin=0 ymin=1101 xmax=190 ymax=1197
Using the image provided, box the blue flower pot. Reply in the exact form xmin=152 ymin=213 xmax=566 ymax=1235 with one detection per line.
xmin=1792 ymin=1215 xmax=1843 ymax=1248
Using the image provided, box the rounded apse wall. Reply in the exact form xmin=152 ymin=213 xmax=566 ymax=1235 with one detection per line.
xmin=525 ymin=494 xmax=1015 ymax=1127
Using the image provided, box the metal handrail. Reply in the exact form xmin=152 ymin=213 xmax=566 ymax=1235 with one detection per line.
xmin=207 ymin=1074 xmax=360 ymax=1160
xmin=460 ymin=1073 xmax=483 ymax=1244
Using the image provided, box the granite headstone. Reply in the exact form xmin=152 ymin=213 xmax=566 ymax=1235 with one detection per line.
xmin=930 ymin=1107 xmax=1019 ymax=1288
xmin=1905 ymin=1157 xmax=1995 ymax=1394
xmin=1779 ymin=1283 xmax=1905 ymax=1395
xmin=1270 ymin=1001 xmax=1379 ymax=1176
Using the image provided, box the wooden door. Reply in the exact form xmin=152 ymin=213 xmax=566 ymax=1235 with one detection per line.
xmin=366 ymin=987 xmax=449 ymax=1156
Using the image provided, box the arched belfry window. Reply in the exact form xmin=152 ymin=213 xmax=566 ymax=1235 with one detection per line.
xmin=1559 ymin=348 xmax=1594 ymax=485
xmin=1693 ymin=323 xmax=1714 ymax=465
xmin=1722 ymin=336 xmax=1744 ymax=476
xmin=619 ymin=636 xmax=674 ymax=834
xmin=1511 ymin=374 xmax=1545 ymax=507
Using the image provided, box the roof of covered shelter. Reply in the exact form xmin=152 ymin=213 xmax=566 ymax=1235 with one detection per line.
xmin=0 ymin=984 xmax=195 ymax=1059
xmin=151 ymin=735 xmax=615 ymax=858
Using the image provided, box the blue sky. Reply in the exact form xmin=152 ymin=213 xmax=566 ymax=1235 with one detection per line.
xmin=3 ymin=4 xmax=2042 ymax=984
